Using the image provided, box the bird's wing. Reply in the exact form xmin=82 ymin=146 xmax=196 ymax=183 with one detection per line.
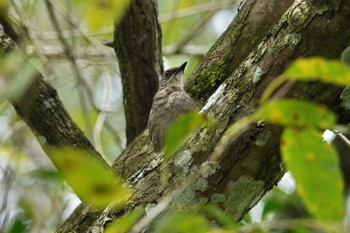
xmin=167 ymin=91 xmax=198 ymax=114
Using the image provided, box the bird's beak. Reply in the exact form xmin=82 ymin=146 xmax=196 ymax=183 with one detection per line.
xmin=178 ymin=62 xmax=187 ymax=72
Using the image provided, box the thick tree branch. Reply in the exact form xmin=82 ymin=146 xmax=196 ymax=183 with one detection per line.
xmin=0 ymin=20 xmax=108 ymax=168
xmin=114 ymin=0 xmax=163 ymax=144
xmin=185 ymin=0 xmax=295 ymax=105
xmin=11 ymin=76 xmax=106 ymax=163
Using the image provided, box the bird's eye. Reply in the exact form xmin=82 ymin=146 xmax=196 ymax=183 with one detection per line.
xmin=164 ymin=70 xmax=170 ymax=76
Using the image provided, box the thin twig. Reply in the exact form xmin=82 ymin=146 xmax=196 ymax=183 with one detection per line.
xmin=163 ymin=45 xmax=209 ymax=56
xmin=25 ymin=44 xmax=116 ymax=62
xmin=93 ymin=71 xmax=114 ymax=161
xmin=159 ymin=0 xmax=237 ymax=22
xmin=335 ymin=131 xmax=350 ymax=148
xmin=44 ymin=0 xmax=124 ymax=148
xmin=47 ymin=0 xmax=116 ymax=64
xmin=163 ymin=0 xmax=180 ymax=46
xmin=45 ymin=0 xmax=93 ymax=138
xmin=26 ymin=44 xmax=208 ymax=58
xmin=9 ymin=0 xmax=55 ymax=79
xmin=0 ymin=167 xmax=14 ymax=230
xmin=167 ymin=11 xmax=216 ymax=55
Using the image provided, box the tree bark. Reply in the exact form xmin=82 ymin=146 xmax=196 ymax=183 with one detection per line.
xmin=114 ymin=0 xmax=163 ymax=144
xmin=12 ymin=76 xmax=107 ymax=163
xmin=1 ymin=0 xmax=350 ymax=232
xmin=185 ymin=0 xmax=295 ymax=105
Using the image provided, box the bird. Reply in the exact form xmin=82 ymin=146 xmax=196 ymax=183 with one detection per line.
xmin=147 ymin=62 xmax=197 ymax=152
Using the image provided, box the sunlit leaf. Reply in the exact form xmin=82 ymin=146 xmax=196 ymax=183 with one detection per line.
xmin=0 ymin=0 xmax=8 ymax=7
xmin=285 ymin=57 xmax=350 ymax=85
xmin=178 ymin=0 xmax=197 ymax=9
xmin=47 ymin=146 xmax=132 ymax=208
xmin=164 ymin=111 xmax=214 ymax=157
xmin=281 ymin=127 xmax=344 ymax=220
xmin=155 ymin=212 xmax=209 ymax=233
xmin=261 ymin=58 xmax=350 ymax=103
xmin=85 ymin=0 xmax=130 ymax=32
xmin=254 ymin=100 xmax=336 ymax=129
xmin=105 ymin=208 xmax=143 ymax=233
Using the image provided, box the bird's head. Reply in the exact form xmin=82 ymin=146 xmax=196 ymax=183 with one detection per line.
xmin=159 ymin=62 xmax=187 ymax=90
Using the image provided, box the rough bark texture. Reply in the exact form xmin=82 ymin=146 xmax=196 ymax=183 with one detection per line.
xmin=185 ymin=0 xmax=295 ymax=105
xmin=1 ymin=0 xmax=350 ymax=232
xmin=114 ymin=0 xmax=163 ymax=144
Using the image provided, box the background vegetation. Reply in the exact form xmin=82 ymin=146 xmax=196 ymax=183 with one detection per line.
xmin=0 ymin=0 xmax=349 ymax=232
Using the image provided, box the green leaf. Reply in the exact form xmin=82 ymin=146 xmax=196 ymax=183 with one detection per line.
xmin=47 ymin=146 xmax=132 ymax=208
xmin=155 ymin=212 xmax=209 ymax=233
xmin=202 ymin=204 xmax=237 ymax=230
xmin=341 ymin=46 xmax=350 ymax=66
xmin=285 ymin=57 xmax=350 ymax=85
xmin=8 ymin=214 xmax=29 ymax=233
xmin=29 ymin=168 xmax=63 ymax=183
xmin=281 ymin=127 xmax=344 ymax=220
xmin=164 ymin=112 xmax=214 ymax=157
xmin=105 ymin=208 xmax=143 ymax=233
xmin=261 ymin=57 xmax=350 ymax=103
xmin=0 ymin=0 xmax=8 ymax=7
xmin=85 ymin=0 xmax=130 ymax=32
xmin=254 ymin=100 xmax=336 ymax=129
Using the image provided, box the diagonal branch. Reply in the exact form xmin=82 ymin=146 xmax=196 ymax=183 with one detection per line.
xmin=45 ymin=0 xmax=93 ymax=137
xmin=185 ymin=0 xmax=295 ymax=105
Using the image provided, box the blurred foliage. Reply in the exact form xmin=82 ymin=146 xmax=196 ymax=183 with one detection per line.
xmin=202 ymin=204 xmax=237 ymax=230
xmin=253 ymin=100 xmax=336 ymax=129
xmin=0 ymin=0 xmax=349 ymax=232
xmin=207 ymin=57 xmax=349 ymax=232
xmin=341 ymin=46 xmax=350 ymax=66
xmin=257 ymin=58 xmax=350 ymax=222
xmin=262 ymin=58 xmax=350 ymax=102
xmin=0 ymin=50 xmax=39 ymax=102
xmin=0 ymin=1 xmax=237 ymax=232
xmin=164 ymin=111 xmax=214 ymax=157
xmin=84 ymin=0 xmax=130 ymax=32
xmin=284 ymin=58 xmax=350 ymax=85
xmin=281 ymin=128 xmax=343 ymax=220
xmin=154 ymin=212 xmax=209 ymax=233
xmin=47 ymin=146 xmax=132 ymax=208
xmin=105 ymin=207 xmax=143 ymax=233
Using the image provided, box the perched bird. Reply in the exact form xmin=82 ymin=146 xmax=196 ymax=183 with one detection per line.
xmin=148 ymin=62 xmax=197 ymax=152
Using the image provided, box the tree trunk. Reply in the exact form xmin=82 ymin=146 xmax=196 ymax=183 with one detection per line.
xmin=114 ymin=0 xmax=163 ymax=144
